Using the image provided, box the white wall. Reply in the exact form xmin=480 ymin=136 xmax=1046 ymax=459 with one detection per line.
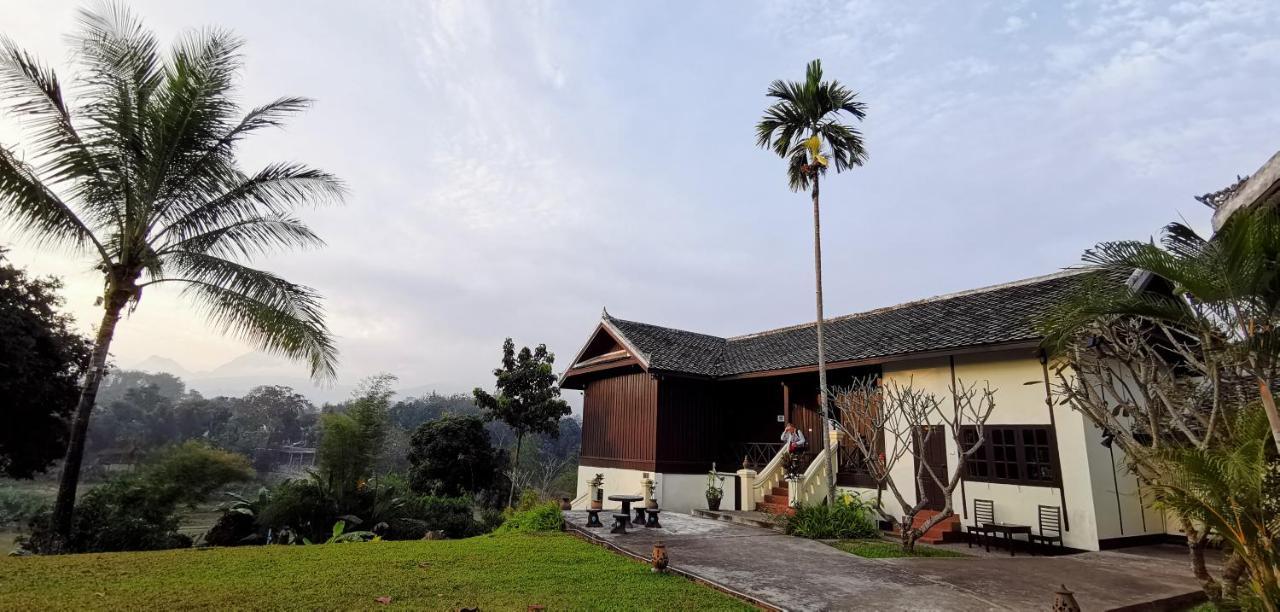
xmin=573 ymin=465 xmax=740 ymax=513
xmin=873 ymin=350 xmax=1105 ymax=550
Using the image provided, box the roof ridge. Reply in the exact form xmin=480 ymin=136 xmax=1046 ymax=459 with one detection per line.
xmin=604 ymin=314 xmax=729 ymax=343
xmin=726 ymin=268 xmax=1093 ymax=341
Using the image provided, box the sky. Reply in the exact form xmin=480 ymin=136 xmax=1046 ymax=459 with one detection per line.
xmin=1 ymin=0 xmax=1278 ymax=403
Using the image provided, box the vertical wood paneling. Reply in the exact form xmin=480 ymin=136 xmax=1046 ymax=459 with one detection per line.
xmin=580 ymin=373 xmax=657 ymax=470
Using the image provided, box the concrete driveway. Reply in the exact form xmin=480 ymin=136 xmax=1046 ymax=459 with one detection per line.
xmin=564 ymin=511 xmax=1202 ymax=611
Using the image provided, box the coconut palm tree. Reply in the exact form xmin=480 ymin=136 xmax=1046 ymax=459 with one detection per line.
xmin=756 ymin=59 xmax=867 ymax=503
xmin=0 ymin=4 xmax=343 ymax=544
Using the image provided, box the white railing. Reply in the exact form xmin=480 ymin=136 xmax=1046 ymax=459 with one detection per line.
xmin=747 ymin=445 xmax=790 ymax=509
xmin=789 ymin=445 xmax=830 ymax=507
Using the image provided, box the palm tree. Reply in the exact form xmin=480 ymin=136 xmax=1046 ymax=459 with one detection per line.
xmin=0 ymin=4 xmax=343 ymax=544
xmin=1047 ymin=207 xmax=1280 ymax=455
xmin=756 ymin=59 xmax=867 ymax=503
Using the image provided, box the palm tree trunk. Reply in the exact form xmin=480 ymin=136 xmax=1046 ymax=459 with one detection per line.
xmin=508 ymin=431 xmax=524 ymax=508
xmin=51 ymin=293 xmax=127 ymax=544
xmin=1256 ymin=379 xmax=1280 ymax=455
xmin=811 ymin=174 xmax=835 ymax=504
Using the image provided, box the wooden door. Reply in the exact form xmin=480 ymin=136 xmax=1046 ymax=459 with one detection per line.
xmin=914 ymin=426 xmax=947 ymax=511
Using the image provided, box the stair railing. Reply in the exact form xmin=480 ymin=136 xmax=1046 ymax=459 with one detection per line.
xmin=749 ymin=445 xmax=790 ymax=509
xmin=789 ymin=445 xmax=831 ymax=507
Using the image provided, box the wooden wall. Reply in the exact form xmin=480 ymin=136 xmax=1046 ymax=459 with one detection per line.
xmin=580 ymin=372 xmax=658 ymax=470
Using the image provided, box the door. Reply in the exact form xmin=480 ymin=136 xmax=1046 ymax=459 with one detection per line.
xmin=914 ymin=425 xmax=948 ymax=511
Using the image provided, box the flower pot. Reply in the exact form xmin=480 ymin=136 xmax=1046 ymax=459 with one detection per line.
xmin=706 ymin=496 xmax=721 ymax=511
xmin=590 ymin=499 xmax=602 ymax=510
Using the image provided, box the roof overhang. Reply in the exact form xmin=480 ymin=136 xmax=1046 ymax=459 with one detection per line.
xmin=558 ymin=319 xmax=652 ymax=389
xmin=717 ymin=339 xmax=1042 ymax=380
xmin=1213 ymin=150 xmax=1280 ymax=231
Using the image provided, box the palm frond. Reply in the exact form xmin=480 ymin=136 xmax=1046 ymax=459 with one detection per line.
xmin=158 ymin=214 xmax=323 ymax=259
xmin=756 ymin=58 xmax=867 ymax=190
xmin=0 ymin=145 xmax=107 ymax=259
xmin=155 ymin=253 xmax=336 ymax=380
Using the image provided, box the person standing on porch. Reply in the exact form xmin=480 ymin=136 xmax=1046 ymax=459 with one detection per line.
xmin=781 ymin=422 xmax=807 ymax=478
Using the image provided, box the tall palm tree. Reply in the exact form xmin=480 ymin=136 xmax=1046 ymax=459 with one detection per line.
xmin=756 ymin=59 xmax=867 ymax=503
xmin=0 ymin=4 xmax=343 ymax=544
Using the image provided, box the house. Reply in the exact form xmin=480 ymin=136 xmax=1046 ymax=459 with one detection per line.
xmin=560 ymin=269 xmax=1171 ymax=551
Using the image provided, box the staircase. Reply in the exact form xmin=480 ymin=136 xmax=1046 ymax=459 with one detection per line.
xmin=892 ymin=509 xmax=962 ymax=544
xmin=755 ymin=481 xmax=795 ymax=516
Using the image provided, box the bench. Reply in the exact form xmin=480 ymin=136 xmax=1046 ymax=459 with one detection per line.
xmin=644 ymin=509 xmax=662 ymax=528
xmin=585 ymin=509 xmax=603 ymax=528
xmin=610 ymin=513 xmax=630 ymax=534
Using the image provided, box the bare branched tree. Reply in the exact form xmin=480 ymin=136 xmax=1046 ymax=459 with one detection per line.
xmin=833 ymin=377 xmax=996 ymax=552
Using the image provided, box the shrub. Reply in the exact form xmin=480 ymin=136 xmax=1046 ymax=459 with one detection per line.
xmin=24 ymin=442 xmax=252 ymax=554
xmin=783 ymin=493 xmax=879 ymax=540
xmin=257 ymin=478 xmax=337 ymax=544
xmin=392 ymin=495 xmax=481 ymax=539
xmin=0 ymin=488 xmax=47 ymax=527
xmin=495 ymin=501 xmax=563 ymax=534
xmin=408 ymin=415 xmax=508 ymax=502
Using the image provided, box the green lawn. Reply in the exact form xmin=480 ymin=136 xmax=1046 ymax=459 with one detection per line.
xmin=831 ymin=539 xmax=970 ymax=558
xmin=0 ymin=533 xmax=753 ymax=611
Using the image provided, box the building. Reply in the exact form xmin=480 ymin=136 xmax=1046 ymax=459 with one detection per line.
xmin=561 ymin=269 xmax=1171 ymax=551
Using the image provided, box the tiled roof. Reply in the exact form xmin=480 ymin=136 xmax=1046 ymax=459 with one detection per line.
xmin=603 ymin=269 xmax=1108 ymax=377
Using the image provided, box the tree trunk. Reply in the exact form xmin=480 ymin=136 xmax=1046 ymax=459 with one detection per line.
xmin=1182 ymin=517 xmax=1221 ymax=601
xmin=508 ymin=431 xmax=524 ymax=508
xmin=811 ymin=174 xmax=835 ymax=505
xmin=899 ymin=517 xmax=917 ymax=553
xmin=51 ymin=293 xmax=128 ymax=545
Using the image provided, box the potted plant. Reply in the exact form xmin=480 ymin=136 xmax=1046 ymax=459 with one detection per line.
xmin=588 ymin=473 xmax=604 ymax=510
xmin=705 ymin=465 xmax=725 ymax=511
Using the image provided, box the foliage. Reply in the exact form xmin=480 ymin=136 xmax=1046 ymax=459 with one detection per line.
xmin=1150 ymin=407 xmax=1280 ymax=607
xmin=0 ymin=250 xmax=92 ymax=478
xmin=407 ymin=414 xmax=508 ymax=502
xmin=24 ymin=442 xmax=252 ymax=553
xmin=705 ymin=467 xmax=725 ymax=500
xmin=204 ymin=487 xmax=271 ymax=547
xmin=473 ymin=339 xmax=571 ymax=506
xmin=0 ymin=2 xmax=343 ymax=539
xmin=309 ymin=519 xmax=376 ymax=545
xmin=755 ymin=58 xmax=868 ymax=192
xmin=0 ymin=534 xmax=752 ymax=611
xmin=256 ymin=477 xmax=337 ymax=544
xmin=495 ymin=501 xmax=564 ymax=534
xmin=831 ymin=539 xmax=968 ymax=559
xmin=387 ymin=495 xmax=482 ymax=540
xmin=316 ymin=375 xmax=394 ymax=510
xmin=783 ymin=494 xmax=878 ymax=540
xmin=0 ymin=487 xmax=48 ymax=526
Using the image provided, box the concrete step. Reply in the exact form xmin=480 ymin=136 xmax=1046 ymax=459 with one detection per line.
xmin=691 ymin=508 xmax=785 ymax=532
xmin=771 ymin=486 xmax=789 ymax=497
xmin=763 ymin=493 xmax=789 ymax=505
xmin=756 ymin=501 xmax=795 ymax=516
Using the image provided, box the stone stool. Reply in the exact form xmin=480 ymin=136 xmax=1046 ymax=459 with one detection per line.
xmin=610 ymin=513 xmax=630 ymax=534
xmin=644 ymin=509 xmax=662 ymax=528
xmin=634 ymin=505 xmax=647 ymax=526
xmin=585 ymin=509 xmax=603 ymax=528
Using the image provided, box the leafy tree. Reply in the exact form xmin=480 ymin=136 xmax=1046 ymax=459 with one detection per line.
xmin=315 ymin=375 xmax=395 ymax=510
xmin=408 ymin=415 xmax=507 ymax=500
xmin=0 ymin=250 xmax=92 ymax=478
xmin=756 ymin=59 xmax=867 ymax=503
xmin=94 ymin=370 xmax=189 ymax=408
xmin=216 ymin=385 xmax=316 ymax=456
xmin=0 ymin=4 xmax=344 ymax=541
xmin=388 ymin=393 xmax=480 ymax=431
xmin=473 ymin=339 xmax=571 ymax=507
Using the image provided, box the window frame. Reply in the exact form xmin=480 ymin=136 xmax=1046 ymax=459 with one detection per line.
xmin=960 ymin=424 xmax=1061 ymax=487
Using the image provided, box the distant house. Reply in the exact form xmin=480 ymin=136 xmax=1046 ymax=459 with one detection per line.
xmin=253 ymin=444 xmax=316 ymax=477
xmin=561 ymin=269 xmax=1172 ymax=551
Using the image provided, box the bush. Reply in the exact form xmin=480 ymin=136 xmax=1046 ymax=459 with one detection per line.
xmin=24 ymin=442 xmax=253 ymax=554
xmin=389 ymin=495 xmax=482 ymax=539
xmin=256 ymin=478 xmax=337 ymax=544
xmin=408 ymin=415 xmax=508 ymax=502
xmin=494 ymin=501 xmax=563 ymax=534
xmin=783 ymin=493 xmax=879 ymax=540
xmin=0 ymin=488 xmax=47 ymax=527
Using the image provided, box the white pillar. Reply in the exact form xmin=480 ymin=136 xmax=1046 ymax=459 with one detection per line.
xmin=737 ymin=468 xmax=757 ymax=511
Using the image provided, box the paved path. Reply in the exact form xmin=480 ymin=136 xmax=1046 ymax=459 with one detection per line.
xmin=565 ymin=511 xmax=1202 ymax=611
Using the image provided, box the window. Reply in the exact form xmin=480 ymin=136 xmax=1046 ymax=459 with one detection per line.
xmin=961 ymin=425 xmax=1059 ymax=487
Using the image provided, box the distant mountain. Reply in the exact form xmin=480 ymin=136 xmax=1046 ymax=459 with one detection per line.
xmin=130 ymin=355 xmax=196 ymax=381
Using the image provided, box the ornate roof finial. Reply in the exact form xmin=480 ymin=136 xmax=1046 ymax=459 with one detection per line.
xmin=601 ymin=306 xmax=610 ymax=320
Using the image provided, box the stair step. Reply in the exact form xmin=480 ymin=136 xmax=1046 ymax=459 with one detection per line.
xmin=763 ymin=494 xmax=788 ymax=504
xmin=771 ymin=487 xmax=789 ymax=497
xmin=756 ymin=501 xmax=794 ymax=516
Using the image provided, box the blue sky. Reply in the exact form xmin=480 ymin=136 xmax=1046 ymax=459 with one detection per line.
xmin=1 ymin=0 xmax=1278 ymax=400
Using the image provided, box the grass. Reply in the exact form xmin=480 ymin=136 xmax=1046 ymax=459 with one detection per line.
xmin=831 ymin=538 xmax=970 ymax=559
xmin=0 ymin=532 xmax=753 ymax=611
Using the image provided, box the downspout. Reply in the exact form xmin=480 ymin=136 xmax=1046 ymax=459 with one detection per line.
xmin=1039 ymin=350 xmax=1070 ymax=531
